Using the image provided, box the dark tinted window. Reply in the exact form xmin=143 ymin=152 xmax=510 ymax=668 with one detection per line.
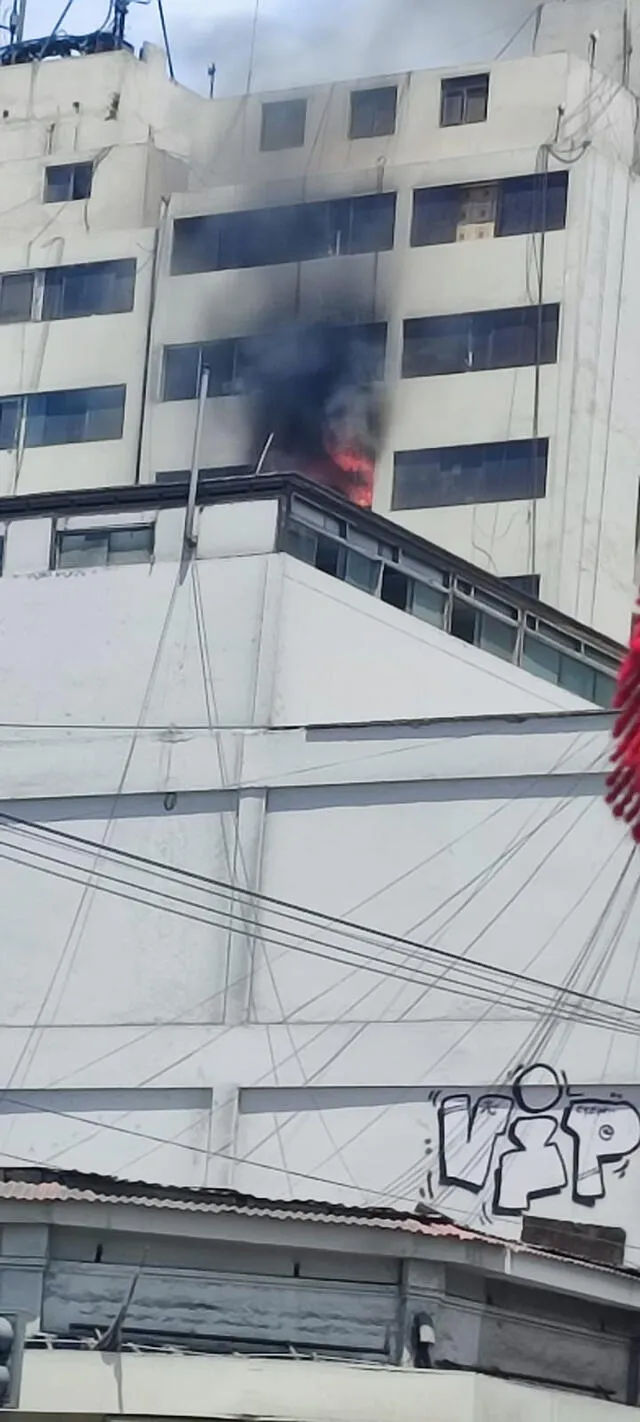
xmin=498 ymin=171 xmax=568 ymax=236
xmin=392 ymin=438 xmax=549 ymax=509
xmin=171 ymin=193 xmax=396 ymax=273
xmin=56 ymin=525 xmax=154 ymax=569
xmin=349 ymin=86 xmax=397 ymax=139
xmin=440 ymin=73 xmax=489 ymax=126
xmin=25 ymin=385 xmax=126 ymax=446
xmin=42 ymin=259 xmax=136 ymax=319
xmin=0 ymin=271 xmax=35 ymax=323
xmin=260 ymin=99 xmax=307 ymax=151
xmin=411 ymin=171 xmax=568 ymax=247
xmin=162 ymin=323 xmax=387 ymax=400
xmin=0 ymin=397 xmax=20 ymax=450
xmin=44 ymin=161 xmax=93 ymax=203
xmin=402 ymin=304 xmax=560 ymax=377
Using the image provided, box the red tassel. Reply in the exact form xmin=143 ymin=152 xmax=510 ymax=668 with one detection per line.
xmin=606 ymin=603 xmax=640 ymax=838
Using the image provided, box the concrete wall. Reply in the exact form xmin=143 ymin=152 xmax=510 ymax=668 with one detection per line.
xmin=14 ymin=1348 xmax=640 ymax=1421
xmin=0 ymin=497 xmax=636 ymax=1262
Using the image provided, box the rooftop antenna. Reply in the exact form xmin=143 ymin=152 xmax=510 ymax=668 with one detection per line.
xmin=9 ymin=1 xmax=27 ymax=43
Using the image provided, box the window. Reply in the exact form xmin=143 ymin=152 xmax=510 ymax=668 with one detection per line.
xmin=349 ymin=86 xmax=397 ymax=139
xmin=55 ymin=525 xmax=154 ymax=569
xmin=411 ymin=171 xmax=568 ymax=247
xmin=25 ymin=385 xmax=126 ymax=447
xmin=162 ymin=323 xmax=387 ymax=401
xmin=440 ymin=73 xmax=489 ymax=127
xmin=44 ymin=161 xmax=93 ymax=203
xmin=260 ymin=98 xmax=307 ymax=151
xmin=402 ymin=304 xmax=560 ymax=377
xmin=155 ymin=466 xmax=253 ymax=484
xmin=42 ymin=259 xmax=136 ymax=320
xmin=0 ymin=397 xmax=20 ymax=450
xmin=502 ymin=573 xmax=541 ymax=599
xmin=498 ymin=172 xmax=568 ymax=237
xmin=0 ymin=271 xmax=35 ymax=323
xmin=171 ymin=192 xmax=396 ymax=274
xmin=162 ymin=338 xmax=247 ymax=401
xmin=392 ymin=438 xmax=548 ymax=510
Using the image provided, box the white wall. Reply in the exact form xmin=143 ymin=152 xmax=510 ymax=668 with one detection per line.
xmin=0 ymin=502 xmax=635 ymax=1262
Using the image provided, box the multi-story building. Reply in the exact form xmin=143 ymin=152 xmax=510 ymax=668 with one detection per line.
xmin=0 ymin=1 xmax=640 ymax=640
xmin=0 ymin=471 xmax=637 ymax=1264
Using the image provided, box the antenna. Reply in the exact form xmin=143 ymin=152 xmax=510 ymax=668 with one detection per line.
xmin=9 ymin=1 xmax=27 ymax=43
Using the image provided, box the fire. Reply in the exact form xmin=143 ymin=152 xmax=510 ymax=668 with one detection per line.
xmin=324 ymin=441 xmax=375 ymax=508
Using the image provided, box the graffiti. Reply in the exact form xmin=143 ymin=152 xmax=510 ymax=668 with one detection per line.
xmin=436 ymin=1065 xmax=640 ymax=1218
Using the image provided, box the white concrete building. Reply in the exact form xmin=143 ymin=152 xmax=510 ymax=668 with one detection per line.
xmin=0 ymin=2 xmax=639 ymax=638
xmin=0 ymin=1168 xmax=638 ymax=1409
xmin=0 ymin=472 xmax=637 ymax=1266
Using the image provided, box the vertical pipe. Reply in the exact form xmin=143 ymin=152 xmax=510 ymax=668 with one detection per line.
xmin=185 ymin=366 xmax=209 ymax=547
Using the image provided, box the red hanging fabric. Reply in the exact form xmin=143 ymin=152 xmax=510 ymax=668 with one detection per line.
xmin=605 ymin=613 xmax=640 ymax=839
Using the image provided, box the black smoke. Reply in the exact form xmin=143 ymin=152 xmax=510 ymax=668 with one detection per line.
xmin=245 ymin=316 xmax=387 ymax=507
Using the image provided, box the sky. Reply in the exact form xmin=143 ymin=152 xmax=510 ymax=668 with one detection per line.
xmin=5 ymin=0 xmax=541 ymax=95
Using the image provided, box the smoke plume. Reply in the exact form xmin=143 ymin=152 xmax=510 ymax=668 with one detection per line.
xmin=246 ymin=316 xmax=387 ymax=507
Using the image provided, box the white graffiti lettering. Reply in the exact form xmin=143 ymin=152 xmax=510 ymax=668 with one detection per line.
xmin=436 ymin=1064 xmax=640 ymax=1219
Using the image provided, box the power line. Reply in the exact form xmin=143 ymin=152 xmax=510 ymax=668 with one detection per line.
xmin=0 ymin=813 xmax=638 ymax=1036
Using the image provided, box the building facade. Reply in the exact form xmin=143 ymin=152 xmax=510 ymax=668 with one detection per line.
xmin=2 ymin=1167 xmax=640 ymax=1409
xmin=0 ymin=474 xmax=638 ymax=1264
xmin=0 ymin=3 xmax=638 ymax=638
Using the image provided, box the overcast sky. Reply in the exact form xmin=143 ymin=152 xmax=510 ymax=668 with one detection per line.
xmin=6 ymin=0 xmax=540 ymax=95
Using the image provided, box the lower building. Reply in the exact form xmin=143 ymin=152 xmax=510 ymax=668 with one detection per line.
xmin=2 ymin=1166 xmax=640 ymax=1413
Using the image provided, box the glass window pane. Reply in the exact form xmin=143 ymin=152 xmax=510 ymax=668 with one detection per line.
xmin=559 ymin=654 xmax=596 ymax=701
xmin=26 ymin=386 xmax=125 ymax=446
xmin=411 ymin=186 xmax=461 ymax=246
xmin=44 ymin=162 xmax=92 ymax=203
xmin=344 ymin=549 xmax=380 ymax=592
xmin=350 ymin=86 xmax=397 ymax=139
xmin=498 ymin=172 xmax=568 ymax=237
xmin=403 ymin=315 xmax=471 ymax=377
xmin=594 ymin=671 xmax=616 ymax=708
xmin=341 ymin=193 xmax=396 ymax=255
xmin=440 ymin=74 xmax=489 ymax=127
xmin=163 ymin=346 xmax=200 ymax=401
xmin=57 ymin=532 xmax=108 ymax=568
xmin=0 ymin=397 xmax=20 ymax=450
xmin=201 ymin=339 xmax=241 ymax=395
xmin=42 ymin=259 xmax=136 ymax=320
xmin=172 ymin=215 xmax=222 ymax=275
xmin=108 ymin=527 xmax=154 ymax=565
xmin=478 ymin=612 xmax=517 ymax=661
xmin=522 ymin=633 xmax=560 ymax=684
xmin=411 ymin=580 xmax=447 ymax=627
xmin=393 ymin=438 xmax=548 ymax=509
xmin=0 ymin=271 xmax=34 ymax=323
xmin=260 ymin=99 xmax=307 ymax=151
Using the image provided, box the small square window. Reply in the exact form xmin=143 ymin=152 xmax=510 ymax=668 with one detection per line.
xmin=440 ymin=74 xmax=489 ymax=127
xmin=0 ymin=271 xmax=35 ymax=323
xmin=260 ymin=99 xmax=307 ymax=152
xmin=349 ymin=86 xmax=397 ymax=139
xmin=44 ymin=161 xmax=93 ymax=204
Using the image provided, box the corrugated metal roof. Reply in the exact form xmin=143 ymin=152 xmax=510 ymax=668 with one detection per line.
xmin=0 ymin=1168 xmax=482 ymax=1235
xmin=0 ymin=1168 xmax=630 ymax=1278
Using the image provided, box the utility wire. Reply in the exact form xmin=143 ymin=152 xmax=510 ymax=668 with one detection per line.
xmin=0 ymin=816 xmax=638 ymax=1035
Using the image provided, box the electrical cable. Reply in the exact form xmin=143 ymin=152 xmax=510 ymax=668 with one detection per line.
xmin=0 ymin=817 xmax=637 ymax=1035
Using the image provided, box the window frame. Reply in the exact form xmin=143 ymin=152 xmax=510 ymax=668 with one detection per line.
xmin=392 ymin=437 xmax=549 ymax=510
xmin=171 ymin=192 xmax=397 ymax=274
xmin=440 ymin=73 xmax=490 ymax=128
xmin=260 ymin=98 xmax=307 ymax=152
xmin=402 ymin=304 xmax=560 ymax=379
xmin=54 ymin=523 xmax=155 ymax=570
xmin=24 ymin=384 xmax=127 ymax=448
xmin=43 ymin=161 xmax=94 ymax=204
xmin=349 ymin=85 xmax=398 ymax=139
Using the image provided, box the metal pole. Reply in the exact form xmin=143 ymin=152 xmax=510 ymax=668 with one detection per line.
xmin=11 ymin=0 xmax=27 ymax=43
xmin=185 ymin=367 xmax=209 ymax=548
